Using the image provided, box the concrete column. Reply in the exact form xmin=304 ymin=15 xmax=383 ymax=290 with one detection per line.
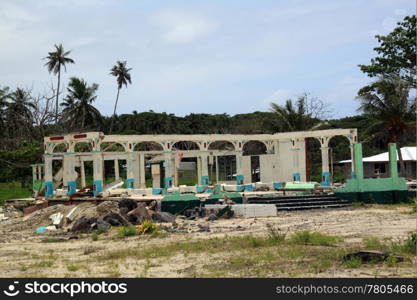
xmin=114 ymin=159 xmax=120 ymax=181
xmin=389 ymin=143 xmax=398 ymax=180
xmin=164 ymin=153 xmax=174 ymax=188
xmin=320 ymin=146 xmax=331 ymax=186
xmin=235 ymin=152 xmax=244 ymax=184
xmin=63 ymin=154 xmax=77 ymax=195
xmin=126 ymin=153 xmax=135 ymax=189
xmin=93 ymin=153 xmax=104 ymax=196
xmin=350 ymin=144 xmax=355 ymax=178
xmin=215 ymin=156 xmax=219 ymax=183
xmin=80 ymin=160 xmax=86 ymax=188
xmin=139 ymin=154 xmax=146 ymax=188
xmin=196 ymin=156 xmax=202 ymax=185
xmin=291 ymin=140 xmax=301 ymax=181
xmin=44 ymin=155 xmax=53 ymax=197
xmin=200 ymin=154 xmax=209 ymax=185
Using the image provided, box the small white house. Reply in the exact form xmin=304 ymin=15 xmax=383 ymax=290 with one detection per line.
xmin=338 ymin=146 xmax=416 ymax=179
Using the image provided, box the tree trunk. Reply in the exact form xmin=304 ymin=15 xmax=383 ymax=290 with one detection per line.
xmin=109 ymin=87 xmax=120 ymax=134
xmin=82 ymin=105 xmax=86 ymax=130
xmin=55 ymin=66 xmax=61 ymax=124
xmin=397 ymin=142 xmax=406 ymax=178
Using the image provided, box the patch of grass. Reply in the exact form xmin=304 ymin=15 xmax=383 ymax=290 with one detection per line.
xmin=266 ymin=223 xmax=287 ymax=243
xmin=41 ymin=238 xmax=66 ymax=243
xmin=30 ymin=260 xmax=54 ymax=268
xmin=118 ymin=226 xmax=138 ymax=237
xmin=290 ymin=231 xmax=341 ymax=246
xmin=0 ymin=182 xmax=32 ymax=203
xmin=352 ymin=201 xmax=366 ymax=208
xmin=363 ymin=236 xmax=389 ymax=251
xmin=391 ymin=233 xmax=416 ymax=255
xmin=67 ymin=264 xmax=81 ymax=272
xmin=343 ymin=257 xmax=362 ymax=268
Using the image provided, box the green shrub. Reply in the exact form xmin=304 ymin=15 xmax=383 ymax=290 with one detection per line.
xmin=119 ymin=226 xmax=138 ymax=237
xmin=136 ymin=220 xmax=159 ymax=235
xmin=290 ymin=231 xmax=341 ymax=246
xmin=391 ymin=233 xmax=416 ymax=255
xmin=266 ymin=223 xmax=286 ymax=243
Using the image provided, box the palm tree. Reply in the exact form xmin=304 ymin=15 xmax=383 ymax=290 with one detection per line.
xmin=109 ymin=60 xmax=132 ymax=133
xmin=6 ymin=88 xmax=35 ymax=138
xmin=44 ymin=44 xmax=75 ymax=123
xmin=0 ymin=86 xmax=11 ymax=133
xmin=357 ymin=75 xmax=415 ymax=176
xmin=270 ymin=96 xmax=314 ymax=132
xmin=61 ymin=77 xmax=101 ymax=130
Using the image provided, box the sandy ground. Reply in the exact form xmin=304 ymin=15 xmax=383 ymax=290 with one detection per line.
xmin=0 ymin=205 xmax=416 ymax=277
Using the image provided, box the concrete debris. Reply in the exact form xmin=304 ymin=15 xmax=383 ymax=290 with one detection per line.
xmin=118 ymin=199 xmax=138 ymax=212
xmin=71 ymin=217 xmax=97 ymax=233
xmin=343 ymin=251 xmax=405 ymax=263
xmin=96 ymin=201 xmax=119 ymax=216
xmin=49 ymin=212 xmax=64 ymax=227
xmin=65 ymin=206 xmax=80 ymax=222
xmin=103 ymin=180 xmax=124 ymax=191
xmin=152 ymin=212 xmax=176 ymax=223
xmin=103 ymin=212 xmax=130 ymax=227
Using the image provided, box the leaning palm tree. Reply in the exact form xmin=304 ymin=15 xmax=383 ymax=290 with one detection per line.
xmin=109 ymin=60 xmax=132 ymax=133
xmin=0 ymin=86 xmax=11 ymax=132
xmin=357 ymin=75 xmax=415 ymax=176
xmin=44 ymin=44 xmax=75 ymax=123
xmin=61 ymin=77 xmax=101 ymax=130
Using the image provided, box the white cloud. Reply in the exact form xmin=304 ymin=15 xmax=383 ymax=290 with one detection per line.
xmin=260 ymin=89 xmax=293 ymax=110
xmin=152 ymin=11 xmax=218 ymax=44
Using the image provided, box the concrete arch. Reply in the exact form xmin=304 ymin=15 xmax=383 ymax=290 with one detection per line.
xmin=52 ymin=143 xmax=67 ymax=153
xmin=172 ymin=141 xmax=200 ymax=151
xmin=134 ymin=141 xmax=164 ymax=151
xmin=100 ymin=142 xmax=126 ymax=152
xmin=208 ymin=140 xmax=235 ymax=151
xmin=242 ymin=140 xmax=267 ymax=156
xmin=74 ymin=142 xmax=92 ymax=152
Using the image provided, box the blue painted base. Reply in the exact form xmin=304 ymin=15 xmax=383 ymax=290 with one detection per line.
xmin=93 ymin=180 xmax=103 ymax=196
xmin=201 ymin=175 xmax=209 ymax=185
xmin=67 ymin=181 xmax=77 ymax=195
xmin=164 ymin=176 xmax=173 ymax=188
xmin=321 ymin=172 xmax=331 ymax=186
xmin=152 ymin=188 xmax=164 ymax=195
xmin=126 ymin=178 xmax=135 ymax=189
xmin=273 ymin=182 xmax=285 ymax=189
xmin=351 ymin=171 xmax=356 ymax=179
xmin=236 ymin=174 xmax=244 ymax=185
xmin=45 ymin=181 xmax=53 ymax=198
xmin=196 ymin=185 xmax=208 ymax=193
xmin=292 ymin=173 xmax=301 ymax=181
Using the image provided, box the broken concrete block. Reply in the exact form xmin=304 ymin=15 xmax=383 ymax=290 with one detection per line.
xmin=96 ymin=201 xmax=119 ymax=216
xmin=152 ymin=212 xmax=176 ymax=223
xmin=103 ymin=212 xmax=130 ymax=227
xmin=205 ymin=204 xmax=277 ymax=218
xmin=118 ymin=199 xmax=137 ymax=212
xmin=49 ymin=212 xmax=64 ymax=227
xmin=71 ymin=217 xmax=97 ymax=233
xmin=65 ymin=206 xmax=80 ymax=222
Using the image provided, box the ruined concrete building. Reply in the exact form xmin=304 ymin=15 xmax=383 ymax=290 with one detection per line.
xmin=32 ymin=129 xmax=358 ymax=197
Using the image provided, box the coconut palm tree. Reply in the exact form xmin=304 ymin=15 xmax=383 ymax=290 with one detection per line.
xmin=0 ymin=86 xmax=11 ymax=133
xmin=61 ymin=77 xmax=101 ymax=130
xmin=109 ymin=60 xmax=132 ymax=133
xmin=6 ymin=88 xmax=35 ymax=138
xmin=44 ymin=44 xmax=75 ymax=123
xmin=357 ymin=75 xmax=415 ymax=176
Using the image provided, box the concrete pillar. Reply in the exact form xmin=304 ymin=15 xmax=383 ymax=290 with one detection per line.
xmin=80 ymin=160 xmax=86 ymax=188
xmin=93 ymin=153 xmax=104 ymax=196
xmin=215 ymin=156 xmax=219 ymax=183
xmin=200 ymin=154 xmax=209 ymax=185
xmin=164 ymin=153 xmax=174 ymax=188
xmin=44 ymin=155 xmax=53 ymax=197
xmin=197 ymin=156 xmax=202 ymax=185
xmin=63 ymin=154 xmax=77 ymax=195
xmin=350 ymin=144 xmax=355 ymax=178
xmin=389 ymin=143 xmax=398 ymax=179
xmin=320 ymin=146 xmax=331 ymax=186
xmin=139 ymin=154 xmax=146 ymax=188
xmin=114 ymin=159 xmax=120 ymax=181
xmin=291 ymin=140 xmax=301 ymax=181
xmin=235 ymin=152 xmax=244 ymax=184
xmin=126 ymin=153 xmax=135 ymax=189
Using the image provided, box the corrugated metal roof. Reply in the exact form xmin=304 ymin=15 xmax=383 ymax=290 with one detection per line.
xmin=339 ymin=147 xmax=416 ymax=163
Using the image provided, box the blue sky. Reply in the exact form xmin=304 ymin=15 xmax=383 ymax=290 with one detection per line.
xmin=0 ymin=0 xmax=415 ymax=118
